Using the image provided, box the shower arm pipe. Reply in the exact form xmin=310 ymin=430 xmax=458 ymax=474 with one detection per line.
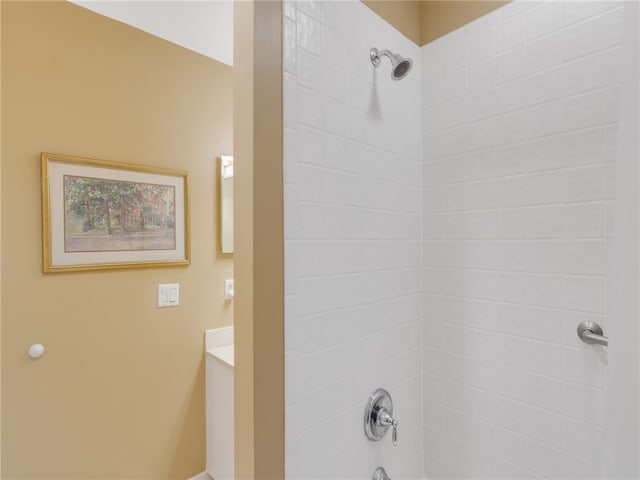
xmin=370 ymin=48 xmax=395 ymax=66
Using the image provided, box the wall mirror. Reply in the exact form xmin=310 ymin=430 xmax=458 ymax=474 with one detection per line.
xmin=220 ymin=154 xmax=233 ymax=253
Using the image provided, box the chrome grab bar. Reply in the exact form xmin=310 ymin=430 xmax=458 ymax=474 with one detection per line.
xmin=577 ymin=321 xmax=608 ymax=347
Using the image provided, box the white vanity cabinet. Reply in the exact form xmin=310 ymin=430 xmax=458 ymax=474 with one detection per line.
xmin=205 ymin=327 xmax=234 ymax=480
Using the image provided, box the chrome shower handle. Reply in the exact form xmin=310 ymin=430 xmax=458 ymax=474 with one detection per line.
xmin=364 ymin=389 xmax=398 ymax=446
xmin=377 ymin=408 xmax=398 ymax=446
xmin=582 ymin=329 xmax=608 ymax=346
xmin=392 ymin=419 xmax=397 ymax=446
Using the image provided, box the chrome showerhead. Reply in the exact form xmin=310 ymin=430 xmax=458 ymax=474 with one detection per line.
xmin=370 ymin=47 xmax=413 ymax=80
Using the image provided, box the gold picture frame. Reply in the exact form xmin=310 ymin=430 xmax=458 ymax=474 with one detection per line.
xmin=42 ymin=153 xmax=190 ymax=273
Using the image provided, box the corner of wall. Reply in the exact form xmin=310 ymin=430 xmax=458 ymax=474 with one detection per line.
xmin=233 ymin=1 xmax=255 ymax=476
xmin=234 ymin=1 xmax=284 ymax=478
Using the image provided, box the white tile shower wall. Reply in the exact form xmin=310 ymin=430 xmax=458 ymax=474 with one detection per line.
xmin=421 ymin=1 xmax=622 ymax=478
xmin=283 ymin=1 xmax=423 ymax=478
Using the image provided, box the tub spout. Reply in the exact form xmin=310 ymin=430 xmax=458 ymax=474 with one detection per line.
xmin=372 ymin=466 xmax=391 ymax=480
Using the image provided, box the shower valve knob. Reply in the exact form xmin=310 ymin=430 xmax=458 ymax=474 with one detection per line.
xmin=364 ymin=388 xmax=398 ymax=446
xmin=376 ymin=408 xmax=398 ymax=446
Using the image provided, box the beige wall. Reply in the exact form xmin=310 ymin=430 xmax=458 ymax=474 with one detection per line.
xmin=420 ymin=1 xmax=509 ymax=44
xmin=362 ymin=1 xmax=422 ymax=45
xmin=362 ymin=0 xmax=510 ymax=46
xmin=233 ymin=1 xmax=256 ymax=477
xmin=1 ymin=2 xmax=232 ymax=478
xmin=234 ymin=1 xmax=284 ymax=478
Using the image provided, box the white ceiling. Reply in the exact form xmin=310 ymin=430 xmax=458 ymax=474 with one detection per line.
xmin=70 ymin=1 xmax=233 ymax=66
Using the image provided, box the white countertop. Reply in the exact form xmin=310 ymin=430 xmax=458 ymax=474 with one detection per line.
xmin=206 ymin=344 xmax=234 ymax=368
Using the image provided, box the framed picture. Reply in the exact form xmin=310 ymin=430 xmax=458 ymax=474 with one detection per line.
xmin=41 ymin=153 xmax=190 ymax=273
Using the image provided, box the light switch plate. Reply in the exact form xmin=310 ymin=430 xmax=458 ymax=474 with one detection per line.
xmin=224 ymin=278 xmax=234 ymax=300
xmin=158 ymin=283 xmax=179 ymax=307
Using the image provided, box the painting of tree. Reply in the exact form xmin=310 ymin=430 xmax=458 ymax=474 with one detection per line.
xmin=63 ymin=176 xmax=176 ymax=252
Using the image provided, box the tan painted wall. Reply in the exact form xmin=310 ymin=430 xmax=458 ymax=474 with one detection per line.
xmin=234 ymin=1 xmax=284 ymax=478
xmin=362 ymin=1 xmax=422 ymax=45
xmin=1 ymin=2 xmax=233 ymax=478
xmin=362 ymin=1 xmax=510 ymax=46
xmin=420 ymin=1 xmax=509 ymax=44
xmin=233 ymin=1 xmax=256 ymax=477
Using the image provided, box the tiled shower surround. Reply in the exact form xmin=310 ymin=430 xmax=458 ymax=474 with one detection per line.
xmin=283 ymin=1 xmax=423 ymax=478
xmin=283 ymin=1 xmax=622 ymax=479
xmin=422 ymin=2 xmax=621 ymax=478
